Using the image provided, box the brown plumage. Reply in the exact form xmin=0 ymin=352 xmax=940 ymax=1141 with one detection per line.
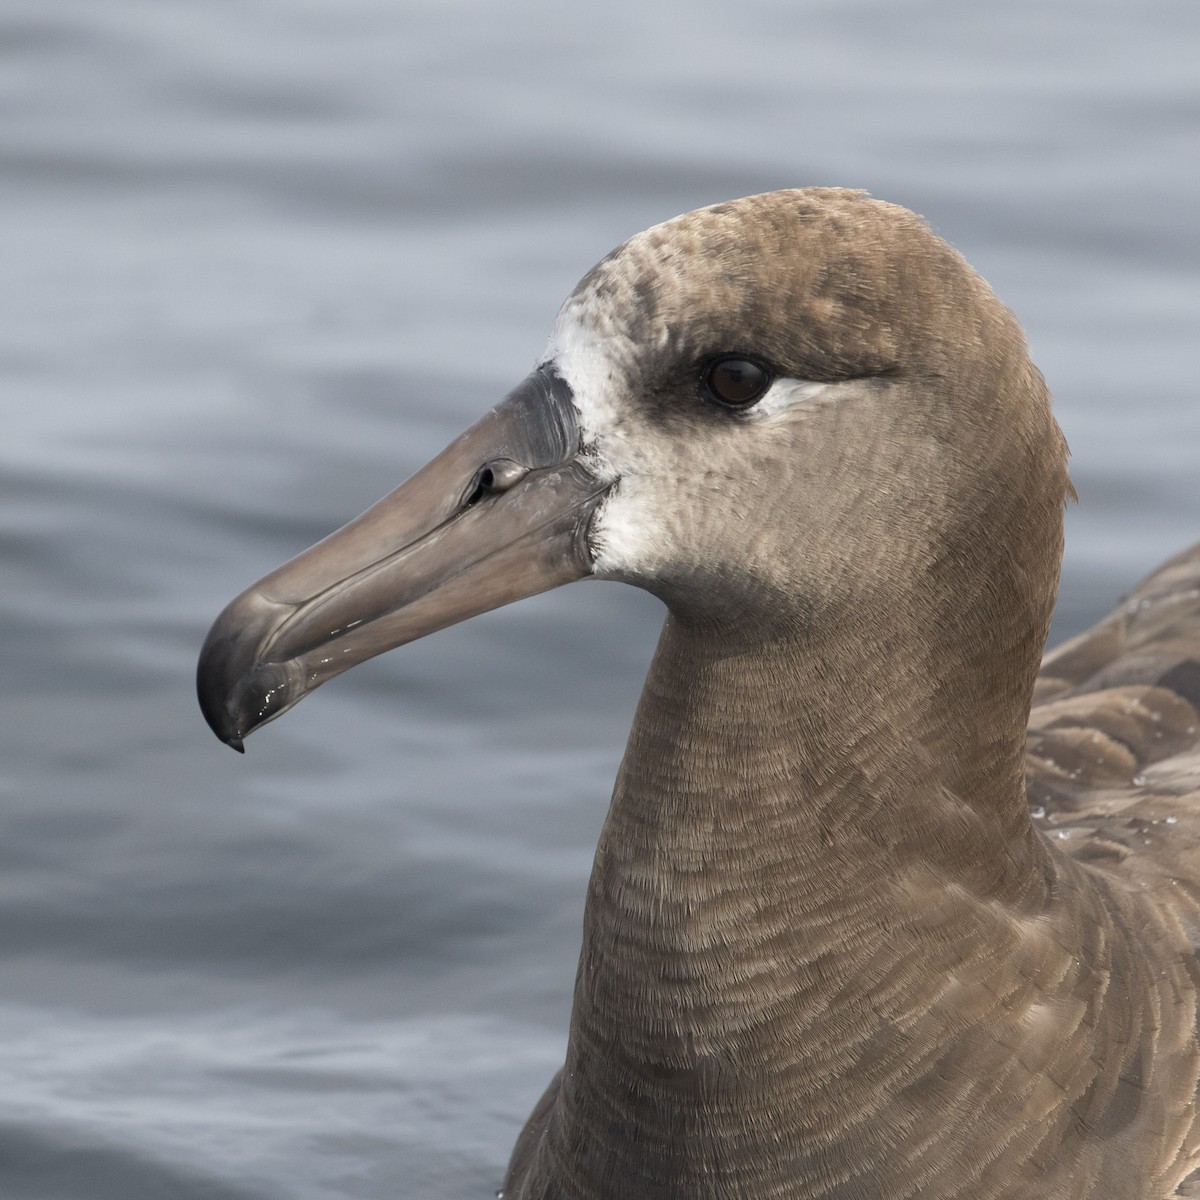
xmin=504 ymin=547 xmax=1200 ymax=1199
xmin=197 ymin=190 xmax=1200 ymax=1198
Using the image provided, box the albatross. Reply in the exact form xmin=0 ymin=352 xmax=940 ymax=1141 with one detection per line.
xmin=197 ymin=188 xmax=1200 ymax=1199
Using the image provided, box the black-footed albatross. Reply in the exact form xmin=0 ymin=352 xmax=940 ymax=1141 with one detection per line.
xmin=197 ymin=189 xmax=1200 ymax=1199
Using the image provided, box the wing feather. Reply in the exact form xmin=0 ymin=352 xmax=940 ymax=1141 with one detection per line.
xmin=1027 ymin=544 xmax=1200 ymax=870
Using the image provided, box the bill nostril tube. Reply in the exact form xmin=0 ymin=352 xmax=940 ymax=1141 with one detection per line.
xmin=479 ymin=458 xmax=529 ymax=493
xmin=463 ymin=458 xmax=531 ymax=509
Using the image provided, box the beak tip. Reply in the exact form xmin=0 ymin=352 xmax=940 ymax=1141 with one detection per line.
xmin=198 ymin=631 xmax=302 ymax=752
xmin=199 ymin=696 xmax=247 ymax=753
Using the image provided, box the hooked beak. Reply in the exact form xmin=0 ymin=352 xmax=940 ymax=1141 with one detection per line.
xmin=196 ymin=368 xmax=608 ymax=751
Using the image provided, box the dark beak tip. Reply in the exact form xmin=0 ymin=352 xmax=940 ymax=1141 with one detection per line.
xmin=198 ymin=692 xmax=247 ymax=753
xmin=196 ymin=643 xmax=250 ymax=754
xmin=198 ymin=640 xmax=300 ymax=752
xmin=197 ymin=684 xmax=249 ymax=753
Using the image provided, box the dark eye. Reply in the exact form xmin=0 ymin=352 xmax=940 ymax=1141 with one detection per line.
xmin=701 ymin=356 xmax=773 ymax=409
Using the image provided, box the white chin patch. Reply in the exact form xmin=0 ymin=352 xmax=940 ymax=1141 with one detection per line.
xmin=541 ymin=302 xmax=665 ymax=577
xmin=589 ymin=473 xmax=679 ymax=578
xmin=540 ymin=300 xmax=837 ymax=578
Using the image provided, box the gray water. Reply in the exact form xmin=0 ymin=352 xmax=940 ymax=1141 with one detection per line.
xmin=3 ymin=1 xmax=1198 ymax=1196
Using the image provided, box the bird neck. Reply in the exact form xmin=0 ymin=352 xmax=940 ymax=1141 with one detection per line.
xmin=597 ymin=606 xmax=1049 ymax=910
xmin=543 ymin=608 xmax=1066 ymax=1193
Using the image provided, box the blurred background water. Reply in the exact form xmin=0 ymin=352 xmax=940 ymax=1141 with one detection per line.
xmin=2 ymin=0 xmax=1198 ymax=1196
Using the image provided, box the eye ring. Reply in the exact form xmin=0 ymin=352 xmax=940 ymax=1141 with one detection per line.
xmin=699 ymin=355 xmax=774 ymax=410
